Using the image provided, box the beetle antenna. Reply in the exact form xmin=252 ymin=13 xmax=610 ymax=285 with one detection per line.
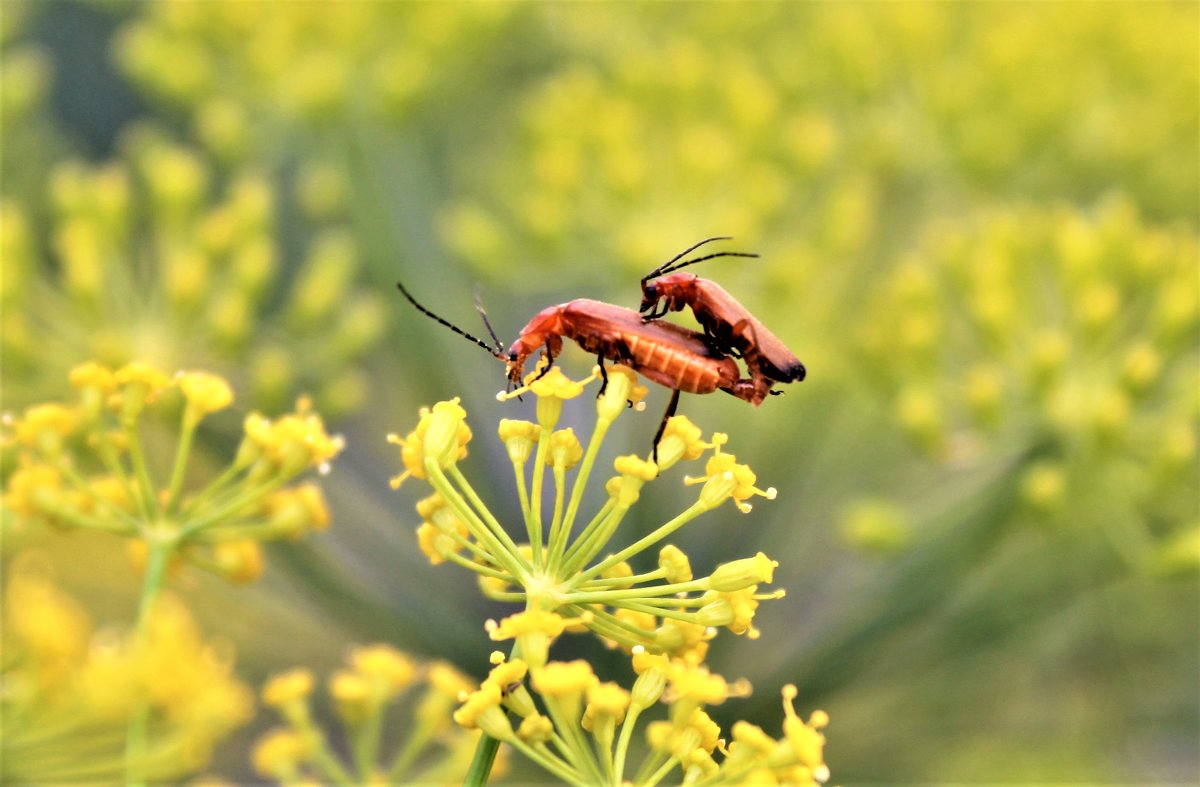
xmin=397 ymin=281 xmax=504 ymax=358
xmin=474 ymin=286 xmax=504 ymax=353
xmin=653 ymin=249 xmax=761 ymax=279
xmin=642 ymin=236 xmax=731 ymax=283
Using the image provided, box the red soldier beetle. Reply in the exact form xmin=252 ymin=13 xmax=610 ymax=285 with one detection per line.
xmin=639 ymin=237 xmax=807 ymax=405
xmin=395 ymin=283 xmax=761 ymax=458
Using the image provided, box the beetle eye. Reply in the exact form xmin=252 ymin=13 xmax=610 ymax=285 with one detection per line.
xmin=509 ymin=352 xmax=518 ymax=363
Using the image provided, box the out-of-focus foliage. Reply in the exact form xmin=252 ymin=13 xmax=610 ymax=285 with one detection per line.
xmin=253 ymin=645 xmax=488 ymax=784
xmin=1 ymin=558 xmax=252 ymax=784
xmin=1 ymin=126 xmax=386 ymax=415
xmin=859 ymin=196 xmax=1198 ymax=565
xmin=1 ymin=1 xmax=1196 ymax=784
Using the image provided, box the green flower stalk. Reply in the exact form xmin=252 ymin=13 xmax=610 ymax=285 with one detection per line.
xmin=254 ymin=646 xmax=493 ymax=786
xmin=2 ymin=360 xmax=342 ymax=784
xmin=389 ymin=365 xmax=783 ymax=663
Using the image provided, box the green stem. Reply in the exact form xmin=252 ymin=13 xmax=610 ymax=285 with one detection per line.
xmin=573 ymin=501 xmax=707 ymax=587
xmin=164 ymin=411 xmax=200 ymax=516
xmin=124 ymin=535 xmax=175 ymax=787
xmin=123 ymin=418 xmax=160 ymax=522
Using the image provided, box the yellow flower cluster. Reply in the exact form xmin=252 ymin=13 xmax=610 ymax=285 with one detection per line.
xmin=855 ymin=198 xmax=1198 ymax=569
xmin=453 ymin=650 xmax=828 ymax=786
xmin=116 ymin=2 xmax=522 ymax=156
xmin=1 ymin=561 xmax=252 ymax=783
xmin=254 ymin=645 xmax=495 ymax=785
xmin=3 ymin=361 xmax=340 ymax=584
xmin=440 ymin=3 xmax=1196 ymax=292
xmin=392 ymin=365 xmax=783 ymax=662
xmin=0 ymin=126 xmax=386 ymax=416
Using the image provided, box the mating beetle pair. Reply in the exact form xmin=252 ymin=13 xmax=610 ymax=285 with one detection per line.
xmin=397 ymin=237 xmax=805 ymax=455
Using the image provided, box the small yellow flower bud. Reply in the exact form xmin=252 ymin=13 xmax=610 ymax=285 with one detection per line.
xmin=252 ymin=729 xmax=311 ymax=778
xmin=583 ymin=681 xmax=630 ymax=730
xmin=659 ymin=545 xmax=693 ymax=583
xmin=213 ymin=540 xmax=264 ymax=584
xmin=896 ymin=386 xmax=945 ymax=455
xmin=525 ymin=367 xmax=586 ymax=429
xmin=422 ymin=398 xmax=472 ymax=473
xmin=262 ymin=668 xmax=315 ymax=708
xmin=517 ymin=713 xmax=554 ymax=743
xmin=595 ymin=364 xmax=641 ymax=423
xmin=453 ymin=683 xmax=511 ymax=740
xmin=655 ymin=416 xmax=709 ymax=471
xmin=708 ymin=552 xmax=778 ymax=592
xmin=667 ymin=662 xmax=732 ymax=706
xmin=330 ymin=670 xmax=373 ymax=723
xmin=69 ymin=361 xmax=117 ymax=417
xmin=548 ymin=428 xmax=583 ymax=470
xmin=11 ymin=404 xmax=78 ymax=457
xmin=531 ymin=659 xmax=596 ymax=699
xmin=179 ymin=371 xmax=234 ymax=419
xmin=498 ymin=419 xmax=538 ymax=465
xmin=350 ymin=644 xmax=416 ymax=695
xmin=1020 ymin=461 xmax=1066 ymax=517
xmin=610 ymin=454 xmax=658 ymax=506
xmin=630 ymin=650 xmax=669 ymax=709
xmin=1120 ymin=342 xmax=1162 ymax=396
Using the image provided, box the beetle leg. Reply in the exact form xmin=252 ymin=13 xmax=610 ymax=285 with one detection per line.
xmin=596 ymin=354 xmax=609 ymax=397
xmin=529 ymin=346 xmax=556 ymax=383
xmin=651 ymin=388 xmax=682 ymax=465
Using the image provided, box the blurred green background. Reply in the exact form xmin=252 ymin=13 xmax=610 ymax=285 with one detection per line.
xmin=2 ymin=1 xmax=1197 ymax=783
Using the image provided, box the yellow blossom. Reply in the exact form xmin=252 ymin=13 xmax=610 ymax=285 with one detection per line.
xmin=654 ymin=416 xmax=710 ymax=471
xmin=212 ymin=539 xmax=264 ymax=584
xmin=709 ymin=552 xmax=779 ymax=592
xmin=253 ymin=729 xmax=311 ymax=778
xmin=548 ymin=427 xmax=583 ymax=469
xmin=179 ymin=370 xmax=234 ymax=417
xmin=659 ymin=544 xmax=693 ymax=583
xmin=350 ymin=644 xmax=417 ymax=695
xmin=530 ymin=659 xmax=596 ymax=698
xmin=263 ymin=668 xmax=315 ymax=708
xmin=498 ymin=418 xmax=539 ymax=464
xmin=10 ymin=403 xmax=79 ymax=454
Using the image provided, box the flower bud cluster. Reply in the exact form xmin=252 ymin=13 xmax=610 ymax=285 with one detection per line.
xmin=255 ymin=644 xmax=489 ymax=784
xmin=390 ymin=367 xmax=787 ymax=661
xmin=856 ymin=198 xmax=1197 ymax=565
xmin=1 ymin=561 xmax=252 ymax=783
xmin=452 ymin=649 xmax=828 ymax=786
xmin=3 ymin=362 xmax=340 ymax=585
xmin=1 ymin=127 xmax=385 ymax=418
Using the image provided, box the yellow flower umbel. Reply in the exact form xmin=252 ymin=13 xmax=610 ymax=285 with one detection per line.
xmin=2 ymin=362 xmax=341 ymax=783
xmin=254 ymin=645 xmax=494 ymax=786
xmin=451 ymin=651 xmax=829 ymax=787
xmin=3 ymin=362 xmax=341 ymax=588
xmin=0 ymin=127 xmax=387 ymax=416
xmin=0 ymin=561 xmax=253 ymax=784
xmin=390 ymin=365 xmax=783 ymax=662
xmin=856 ymin=198 xmax=1199 ymax=568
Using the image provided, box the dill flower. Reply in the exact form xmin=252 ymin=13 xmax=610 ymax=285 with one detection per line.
xmin=452 ymin=651 xmax=829 ymax=787
xmin=2 ymin=362 xmax=342 ymax=584
xmin=390 ymin=365 xmax=785 ymax=660
xmin=0 ymin=127 xmax=386 ymax=416
xmin=0 ymin=562 xmax=252 ymax=784
xmin=254 ymin=646 xmax=494 ymax=785
xmin=857 ymin=198 xmax=1198 ymax=565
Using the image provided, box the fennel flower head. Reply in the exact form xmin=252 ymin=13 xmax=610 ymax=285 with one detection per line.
xmin=3 ymin=361 xmax=342 ymax=584
xmin=390 ymin=364 xmax=828 ymax=785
